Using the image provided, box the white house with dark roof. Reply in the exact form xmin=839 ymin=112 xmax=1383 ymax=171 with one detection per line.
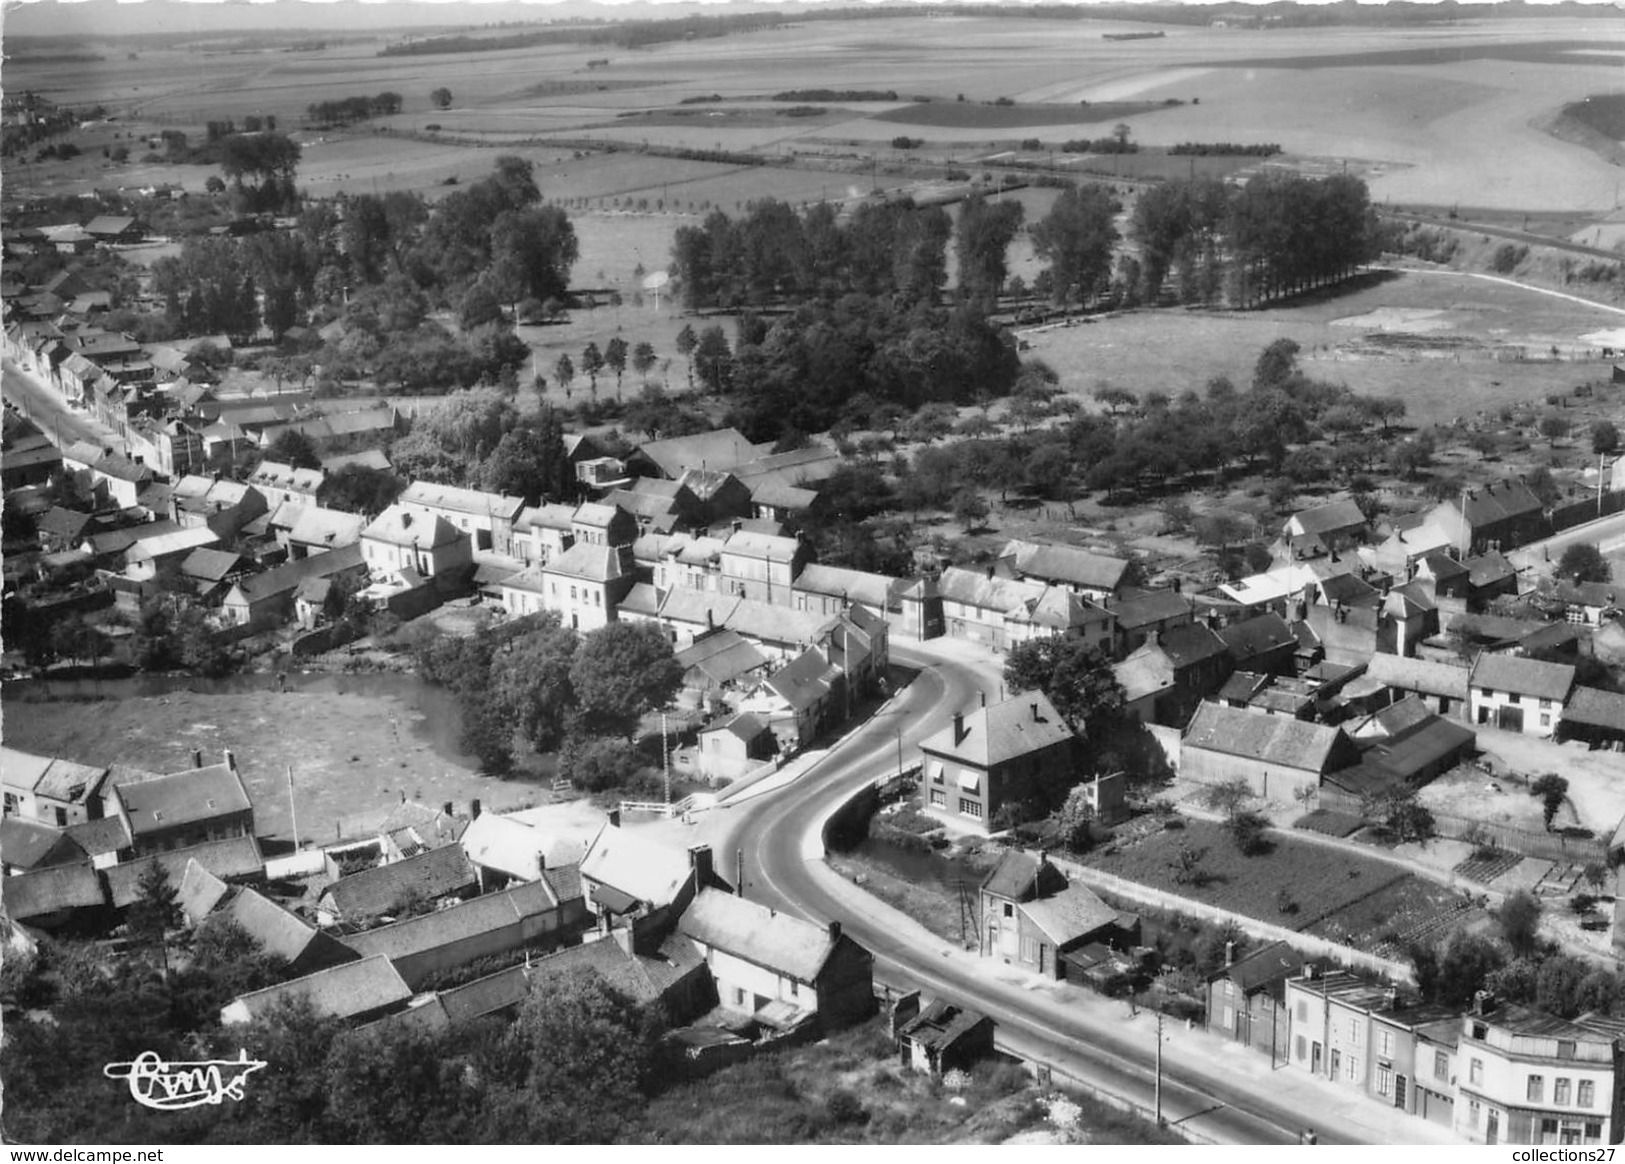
xmin=997 ymin=538 xmax=1130 ymax=601
xmin=698 ymin=712 xmax=776 ymax=782
xmin=503 ymin=541 xmax=634 ymax=631
xmin=316 ymin=844 xmax=478 ymax=927
xmin=511 ymin=503 xmax=577 ymax=567
xmin=109 ymin=752 xmax=254 ymax=856
xmin=718 ymin=529 xmax=805 ymax=603
xmin=1468 ymin=653 xmax=1576 ymax=736
xmin=570 ymin=501 xmax=637 ymax=548
xmin=247 ymin=461 xmax=325 ymax=509
xmin=1281 ymin=498 xmax=1370 ymax=559
xmin=459 ymin=810 xmax=589 ymax=890
xmin=1366 ymin=653 xmax=1470 ymax=720
xmin=398 ymin=481 xmax=524 ymax=555
xmin=361 ymin=505 xmax=472 ymax=582
xmin=286 ymin=505 xmax=366 ymax=559
xmin=677 ymin=888 xmax=874 ymax=1033
xmin=578 ymin=819 xmax=723 ymax=929
xmin=918 ymin=692 xmax=1076 ymax=832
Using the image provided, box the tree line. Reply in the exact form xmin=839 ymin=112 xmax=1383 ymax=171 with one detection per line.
xmin=305 ymin=92 xmax=404 ymax=127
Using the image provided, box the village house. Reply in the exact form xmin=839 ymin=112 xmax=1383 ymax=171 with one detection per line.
xmin=1468 ymin=654 xmax=1576 ymax=736
xmin=510 ymin=503 xmax=577 ymax=567
xmin=123 ymin=524 xmax=222 ymax=583
xmin=60 ymin=440 xmax=152 ymax=510
xmin=178 ymin=547 xmax=252 ymax=604
xmin=202 ymin=887 xmax=360 ymax=977
xmin=917 ymin=692 xmax=1076 ymax=832
xmin=718 ymin=529 xmax=805 ymax=604
xmin=571 ymin=501 xmax=638 ymax=549
xmin=1 ymin=861 xmax=108 ymax=929
xmin=247 ymin=461 xmax=325 ymax=509
xmin=893 ymin=994 xmax=995 ymax=1078
xmin=1219 ymin=611 xmax=1300 ymax=675
xmin=791 ymin=562 xmax=940 ymax=640
xmin=996 ymin=538 xmax=1131 ymax=601
xmin=109 ymin=752 xmax=254 ymax=856
xmin=1106 ymin=586 xmax=1196 ymax=657
xmin=1207 ymin=941 xmax=1306 ymax=1063
xmin=1 ymin=746 xmax=112 ymax=827
xmin=285 ymin=506 xmax=366 ymax=559
xmin=749 ymin=478 xmax=820 ymax=524
xmin=677 ymin=888 xmax=875 ymax=1034
xmin=675 ymin=468 xmax=754 ymax=528
xmin=169 ymin=474 xmax=269 ymax=539
xmin=1560 ymin=688 xmax=1625 ymax=750
xmin=0 ymin=817 xmax=94 ymax=875
xmin=1281 ymin=499 xmax=1371 ymax=560
xmin=578 ymin=820 xmax=725 ymax=932
xmin=675 ymin=630 xmax=772 ymax=705
xmin=459 ymin=810 xmax=591 ymax=890
xmin=1365 ymin=653 xmax=1471 ymax=720
xmin=341 ymin=875 xmax=587 ymax=990
xmin=1180 ymin=703 xmax=1362 ymax=804
xmin=221 ymin=953 xmax=414 ymax=1027
xmin=1430 ymin=479 xmax=1549 ymax=557
xmin=1322 ymin=703 xmax=1477 ymax=812
xmin=627 ymin=428 xmax=769 ymax=481
xmin=315 ymin=844 xmax=479 ymax=928
xmin=1284 ymin=967 xmax=1393 ymax=1093
xmin=1113 ymin=622 xmax=1233 ymax=727
xmin=697 ymin=712 xmax=777 ymax=783
xmin=1454 ymin=993 xmax=1625 ymax=1145
xmin=398 ymin=481 xmax=524 ymax=555
xmin=1549 ymin=579 xmax=1621 ymax=627
xmin=520 ymin=919 xmax=711 ymax=1025
xmin=978 ymin=849 xmax=1137 ymax=982
xmin=360 ymin=505 xmax=473 ymax=583
xmin=124 ymin=416 xmax=202 ymax=479
xmin=104 ymin=835 xmax=266 ymax=911
xmin=745 ymin=646 xmax=844 ymax=751
xmin=221 ymin=543 xmax=366 ymax=630
xmin=535 ymin=541 xmax=635 ymax=631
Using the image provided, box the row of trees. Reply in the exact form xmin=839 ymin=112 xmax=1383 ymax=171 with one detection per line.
xmin=306 ymin=92 xmax=403 ymax=127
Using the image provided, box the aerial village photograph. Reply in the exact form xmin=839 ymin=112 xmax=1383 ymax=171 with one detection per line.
xmin=3 ymin=0 xmax=1625 ymax=1148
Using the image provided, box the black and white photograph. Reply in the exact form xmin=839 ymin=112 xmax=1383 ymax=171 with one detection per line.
xmin=3 ymin=0 xmax=1625 ymax=1148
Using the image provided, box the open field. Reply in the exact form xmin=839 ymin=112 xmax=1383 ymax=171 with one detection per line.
xmin=9 ymin=15 xmax=1625 ymax=215
xmin=1021 ymin=269 xmax=1625 ymax=427
xmin=0 ymin=686 xmax=547 ymax=845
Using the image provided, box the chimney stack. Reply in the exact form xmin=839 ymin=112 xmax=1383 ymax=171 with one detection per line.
xmin=828 ymin=920 xmax=842 ymax=943
xmin=607 ymin=808 xmax=621 ymax=829
xmin=1385 ymin=985 xmax=1399 ymax=1010
xmin=688 ymin=844 xmax=714 ymax=886
xmin=192 ymin=748 xmax=203 ymax=769
xmin=471 ymin=798 xmax=482 ymax=820
xmin=1031 ymin=702 xmax=1039 ymax=722
xmin=223 ymin=748 xmax=236 ymax=772
xmin=1473 ymin=990 xmax=1496 ymax=1016
xmin=1224 ymin=940 xmax=1235 ymax=967
xmin=952 ymin=712 xmax=966 ymax=746
xmin=979 ymin=691 xmax=986 ymax=709
xmin=443 ymin=801 xmax=453 ymax=817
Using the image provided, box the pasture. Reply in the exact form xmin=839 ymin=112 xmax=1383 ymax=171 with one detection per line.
xmin=9 ymin=13 xmax=1625 ymax=216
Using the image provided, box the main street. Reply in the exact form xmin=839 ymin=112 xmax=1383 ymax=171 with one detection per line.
xmin=703 ymin=640 xmax=1441 ymax=1146
xmin=2 ymin=356 xmax=120 ymax=450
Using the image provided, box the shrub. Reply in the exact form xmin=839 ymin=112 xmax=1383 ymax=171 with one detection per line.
xmin=825 ymin=1089 xmax=869 ymax=1125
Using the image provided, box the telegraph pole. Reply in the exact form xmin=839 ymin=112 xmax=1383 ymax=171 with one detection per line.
xmin=1154 ymin=1012 xmax=1165 ymax=1127
xmin=287 ymin=765 xmax=300 ymax=850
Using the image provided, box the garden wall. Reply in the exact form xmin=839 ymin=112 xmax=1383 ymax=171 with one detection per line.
xmin=1054 ymin=858 xmax=1415 ymax=984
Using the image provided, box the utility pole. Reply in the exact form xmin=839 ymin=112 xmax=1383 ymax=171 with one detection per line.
xmin=287 ymin=765 xmax=299 ymax=850
xmin=662 ymin=710 xmax=670 ymax=808
xmin=1154 ymin=1011 xmax=1164 ymax=1126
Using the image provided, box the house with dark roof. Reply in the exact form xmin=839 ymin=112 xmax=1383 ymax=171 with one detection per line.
xmin=1428 ymin=478 xmax=1549 ymax=556
xmin=1282 ymin=499 xmax=1370 ymax=559
xmin=918 ymin=692 xmax=1076 ymax=833
xmin=997 ymin=538 xmax=1130 ymax=600
xmin=109 ymin=753 xmax=254 ymax=856
xmin=894 ymin=994 xmax=994 ymax=1077
xmin=361 ymin=505 xmax=473 ymax=584
xmin=168 ymin=474 xmax=269 ymax=538
xmin=1560 ymin=687 xmax=1625 ymax=749
xmin=221 ymin=953 xmax=413 ymax=1026
xmin=342 ymin=878 xmax=586 ymax=989
xmin=791 ymin=563 xmax=940 ymax=640
xmin=316 ymin=844 xmax=478 ymax=928
xmin=718 ymin=529 xmax=805 ymax=604
xmin=510 ymin=502 xmax=578 ymax=567
xmin=1219 ymin=612 xmax=1299 ymax=676
xmin=578 ymin=820 xmax=726 ymax=931
xmin=1322 ymin=712 xmax=1477 ymax=810
xmin=1468 ymin=653 xmax=1576 ymax=736
xmin=285 ymin=506 xmax=366 ymax=560
xmin=697 ymin=712 xmax=777 ymax=783
xmin=0 ymin=817 xmax=88 ymax=875
xmin=1551 ymin=579 xmax=1621 ymax=627
xmin=179 ymin=546 xmax=252 ymax=603
xmin=0 ymin=861 xmax=107 ymax=928
xmin=978 ymin=850 xmax=1135 ymax=981
xmin=1106 ymin=586 xmax=1196 ymax=658
xmin=675 ymin=629 xmax=772 ymax=700
xmin=532 ymin=924 xmax=713 ymax=1023
xmin=1463 ymin=551 xmax=1520 ymax=607
xmin=628 ymin=428 xmax=768 ymax=481
xmin=1181 ymin=703 xmax=1361 ymax=803
xmin=677 ymin=888 xmax=874 ymax=1033
xmin=1366 ymin=654 xmax=1470 ymax=720
xmin=221 ymin=542 xmax=366 ymax=630
xmin=1113 ymin=621 xmax=1233 ymax=727
xmin=398 ymin=481 xmax=524 ymax=556
xmin=104 ymin=835 xmax=266 ymax=909
xmin=749 ymin=646 xmax=843 ymax=750
xmin=1207 ymin=941 xmax=1307 ymax=1060
xmin=178 ymin=858 xmax=232 ymax=926
xmin=205 ymin=887 xmax=360 ymax=977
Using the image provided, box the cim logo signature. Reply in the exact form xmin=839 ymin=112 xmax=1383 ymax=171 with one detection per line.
xmin=104 ymin=1050 xmax=268 ymax=1110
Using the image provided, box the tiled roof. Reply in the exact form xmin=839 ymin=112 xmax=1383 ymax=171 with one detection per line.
xmin=764 ymin=647 xmax=839 ymax=713
xmin=399 ymin=481 xmax=523 ymax=520
xmin=213 ymin=887 xmax=344 ymax=964
xmin=721 ymin=530 xmax=800 ymax=564
xmin=936 ymin=566 xmax=1045 ymax=614
xmin=900 ymin=999 xmax=988 ymax=1051
xmin=543 ymin=542 xmax=624 ymax=583
xmin=460 ymin=813 xmax=560 ymax=882
xmin=707 ymin=711 xmax=771 ymax=743
xmin=1469 ymin=653 xmax=1576 ymax=702
xmin=1183 ymin=704 xmax=1350 ymax=773
xmin=1365 ymin=653 xmax=1469 ymax=700
xmin=319 ymin=845 xmax=477 ymax=922
xmin=223 ymin=954 xmax=412 ymax=1025
xmin=635 ymin=428 xmax=765 ymax=478
xmin=232 ymin=543 xmax=364 ymax=603
xmin=579 ymin=823 xmax=693 ymax=910
xmin=1 ymin=861 xmax=104 ymax=919
xmin=180 ymin=547 xmax=246 ymax=583
xmin=0 ymin=817 xmax=85 ymax=872
xmin=362 ymin=505 xmax=463 ymax=549
xmin=113 ymin=762 xmax=252 ymax=838
xmin=1158 ymin=621 xmax=1229 ymax=667
xmin=676 ymin=630 xmax=769 ymax=689
xmin=679 ymin=888 xmax=848 ymax=983
xmin=618 ymin=582 xmax=662 ymax=617
xmin=288 ymin=506 xmax=366 ymax=548
xmin=919 ymin=692 xmax=1074 ymax=768
xmin=1219 ymin=613 xmax=1297 ymax=661
xmin=516 ymin=502 xmax=577 ymax=533
xmin=1109 ymin=587 xmax=1194 ymax=630
xmin=343 ymin=880 xmax=562 ymax=963
xmin=540 ymin=863 xmax=583 ymax=904
xmin=105 ymin=836 xmax=264 ymax=908
xmin=438 ymin=963 xmax=533 ymax=1024
xmin=1018 ymin=883 xmax=1118 ymax=946
xmin=177 ymin=857 xmax=231 ymax=926
xmin=980 ymin=849 xmax=1066 ymax=902
xmin=1210 ymin=940 xmax=1306 ymax=994
xmin=1287 ymin=499 xmax=1367 ymax=538
xmin=1000 ymin=538 xmax=1129 ymax=591
xmin=63 ymin=815 xmax=130 ymax=858
xmin=792 ymin=563 xmax=898 ymax=608
xmin=1566 ymin=687 xmax=1625 ymax=732
xmin=1464 ymin=552 xmax=1517 ymax=588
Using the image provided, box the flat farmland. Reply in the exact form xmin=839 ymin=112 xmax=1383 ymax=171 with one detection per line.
xmin=1022 ymin=269 xmax=1625 ymax=426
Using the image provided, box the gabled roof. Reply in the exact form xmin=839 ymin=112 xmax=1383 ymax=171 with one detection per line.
xmin=438 ymin=963 xmax=534 ymax=1024
xmin=679 ymin=888 xmax=854 ymax=983
xmin=749 ymin=479 xmax=820 ymax=511
xmin=899 ymin=999 xmax=989 ymax=1050
xmin=1450 ymin=478 xmax=1545 ymax=527
xmin=0 ymin=817 xmax=86 ymax=872
xmin=979 ymin=849 xmax=1068 ymax=901
xmin=125 ymin=525 xmax=221 ymax=564
xmin=362 ymin=505 xmax=463 ymax=549
xmin=223 ymin=953 xmax=412 ymax=1025
xmin=319 ymin=845 xmax=477 ymax=922
xmin=919 ymin=691 xmax=1074 ymax=769
xmin=764 ymin=647 xmax=839 ymax=712
xmin=63 ymin=815 xmax=130 ymax=858
xmin=1158 ymin=621 xmax=1230 ymax=668
xmin=1183 ymin=704 xmax=1351 ymax=773
xmin=579 ymin=823 xmax=695 ymax=910
xmin=459 ymin=812 xmax=574 ymax=882
xmin=1358 ymin=714 xmax=1476 ymax=781
xmin=1469 ymin=653 xmax=1576 ymax=702
xmin=1108 ymin=586 xmax=1194 ymax=630
xmin=37 ymin=506 xmax=90 ymax=541
xmin=105 ymin=836 xmax=264 ymax=908
xmin=1219 ymin=612 xmax=1297 ymax=661
xmin=180 ymin=546 xmax=248 ymax=583
xmin=528 ymin=927 xmax=707 ymax=1006
xmin=792 ymin=563 xmax=900 ymax=609
xmin=543 ymin=541 xmax=624 ymax=583
xmin=1554 ymin=579 xmax=1620 ymax=609
xmin=936 ymin=565 xmax=1046 ymax=615
xmin=113 ymin=761 xmax=252 ymax=837
xmin=676 ymin=467 xmax=743 ymax=503
xmin=213 ymin=887 xmax=356 ymax=967
xmin=288 ymin=506 xmax=365 ymax=548
xmin=0 ymin=747 xmax=109 ymax=804
xmin=1009 ymin=586 xmax=1109 ymax=631
xmin=343 ymin=880 xmax=562 ymax=963
xmin=1287 ymin=499 xmax=1368 ymax=538
xmin=634 ymin=428 xmax=766 ymax=478
xmin=572 ymin=501 xmax=625 ymax=529
xmin=516 ymin=502 xmax=578 ymax=534
xmin=1566 ymin=686 xmax=1625 ymax=731
xmin=1 ymin=861 xmax=104 ymax=919
xmin=1209 ymin=940 xmax=1307 ymax=994
xmin=1464 ymin=551 xmax=1517 ymax=588
xmin=676 ymin=630 xmax=769 ymax=690
xmin=1365 ymin=653 xmax=1469 ymax=700
xmin=605 ymin=488 xmax=679 ymax=521
xmin=1317 ymin=572 xmax=1381 ymax=607
xmin=248 ymin=461 xmax=325 ymax=495
xmin=705 ymin=710 xmax=772 ymax=744
xmin=230 ymin=542 xmax=364 ymax=604
xmin=999 ymin=538 xmax=1129 ymax=591
xmin=720 ymin=529 xmax=800 ymax=564
xmin=399 ymin=481 xmax=524 ymax=521
xmin=1018 ymin=883 xmax=1119 ymax=947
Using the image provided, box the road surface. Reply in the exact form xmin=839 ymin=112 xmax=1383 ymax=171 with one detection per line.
xmin=708 ymin=642 xmax=1373 ymax=1146
xmin=3 ymin=356 xmax=120 ymax=450
xmin=1510 ymin=506 xmax=1625 ymax=575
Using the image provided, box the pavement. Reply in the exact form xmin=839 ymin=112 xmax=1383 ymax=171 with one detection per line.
xmin=2 ymin=356 xmax=122 ymax=450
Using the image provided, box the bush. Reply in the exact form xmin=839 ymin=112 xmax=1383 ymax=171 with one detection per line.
xmin=825 ymin=1089 xmax=870 ymax=1125
xmin=1228 ymin=810 xmax=1272 ymax=857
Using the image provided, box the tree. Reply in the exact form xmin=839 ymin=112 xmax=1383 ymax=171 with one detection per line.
xmin=1029 ymin=183 xmax=1120 ymax=305
xmin=1531 ymin=773 xmax=1570 ymax=831
xmin=559 ymin=734 xmax=646 ymax=793
xmin=1052 ymin=784 xmax=1098 ymax=852
xmin=955 ymin=192 xmax=1025 ymax=304
xmin=1383 ymin=794 xmax=1436 ymax=843
xmin=674 ymin=324 xmax=698 ymax=390
xmin=568 ymin=621 xmax=682 ymax=738
xmin=553 ymin=353 xmax=575 ymax=397
xmin=1004 ymin=638 xmax=1128 ymax=743
xmin=266 ymin=427 xmax=322 ymax=470
xmin=1539 ymin=414 xmax=1571 ymax=444
xmin=128 ymin=861 xmax=181 ymax=975
xmin=953 ymin=488 xmax=989 ymax=532
xmin=1498 ymin=889 xmax=1543 ymax=957
xmin=1536 ymin=955 xmax=1591 ymax=1019
xmin=1228 ymin=810 xmax=1271 ymax=856
xmin=323 ymin=464 xmax=405 ymax=515
xmin=579 ymin=342 xmax=605 ymax=396
xmin=488 ymin=616 xmax=579 ymax=753
xmin=1593 ymin=419 xmax=1621 ymax=456
xmin=430 ymin=87 xmax=453 ymax=109
xmin=490 ymin=205 xmax=578 ymax=307
xmin=1557 ymin=543 xmax=1612 ymax=585
xmin=1414 ymin=930 xmax=1505 ymax=1008
xmin=1169 ymin=841 xmax=1209 ymax=887
xmin=631 ymin=341 xmax=657 ymax=385
xmin=1203 ymin=779 xmax=1253 ymax=817
xmin=692 ymin=325 xmax=731 ymax=393
xmin=604 ymin=336 xmax=628 ymax=396
xmin=481 ymin=410 xmax=573 ymax=504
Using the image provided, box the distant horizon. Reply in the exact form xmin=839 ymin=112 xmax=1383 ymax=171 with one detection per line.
xmin=4 ymin=0 xmax=1617 ymax=41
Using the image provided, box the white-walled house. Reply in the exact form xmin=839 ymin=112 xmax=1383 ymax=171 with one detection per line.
xmin=360 ymin=506 xmax=472 ymax=581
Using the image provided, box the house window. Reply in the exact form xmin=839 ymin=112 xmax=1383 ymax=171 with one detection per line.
xmin=1020 ymin=936 xmax=1039 ymax=962
xmin=1509 ymin=693 xmax=1521 ymax=704
xmin=1540 ymin=698 xmax=1553 ymax=710
xmin=1556 ymin=1079 xmax=1572 ymax=1106
xmin=1003 ymin=903 xmax=1014 ymax=919
xmin=1297 ymin=1001 xmax=1308 ymax=1023
xmin=1469 ymin=1100 xmax=1481 ymax=1128
xmin=1482 ymin=689 xmax=1495 ymax=699
xmin=1435 ymin=1051 xmax=1449 ymax=1081
xmin=2 ymin=792 xmax=15 ymax=814
xmin=1579 ymin=1081 xmax=1595 ymax=1108
xmin=54 ymin=807 xmax=67 ymax=827
xmin=1559 ymin=1041 xmax=1576 ymax=1060
xmin=1295 ymin=1035 xmax=1307 ymax=1061
xmin=1377 ymin=1064 xmax=1392 ymax=1097
xmin=570 ymin=586 xmax=577 ymax=601
xmin=959 ymin=798 xmax=984 ymax=820
xmin=1540 ymin=714 xmax=1551 ymax=728
xmin=1470 ymin=1058 xmax=1484 ymax=1085
xmin=1345 ymin=1055 xmax=1360 ymax=1083
xmin=1377 ymin=1028 xmax=1393 ymax=1058
xmin=1586 ymin=1123 xmax=1603 ymax=1144
xmin=929 ymin=789 xmax=946 ymax=809
xmin=734 ymin=987 xmax=746 ymax=1007
xmin=1349 ymin=1019 xmax=1362 ymax=1046
xmin=789 ymin=980 xmax=799 ymax=999
xmin=1529 ymin=1076 xmax=1545 ymax=1104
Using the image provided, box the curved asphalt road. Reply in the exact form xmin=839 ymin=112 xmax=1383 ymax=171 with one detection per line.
xmin=711 ymin=644 xmax=1339 ymax=1146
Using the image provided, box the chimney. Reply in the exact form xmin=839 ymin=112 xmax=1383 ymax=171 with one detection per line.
xmin=986 ymin=565 xmax=995 ymax=580
xmin=223 ymin=748 xmax=236 ymax=772
xmin=607 ymin=808 xmax=621 ymax=829
xmin=890 ymin=990 xmax=922 ymax=1040
xmin=1385 ymin=985 xmax=1399 ymax=1010
xmin=1224 ymin=940 xmax=1235 ymax=967
xmin=443 ymin=801 xmax=453 ymax=817
xmin=979 ymin=691 xmax=986 ymax=709
xmin=191 ymin=748 xmax=202 ymax=769
xmin=1473 ymin=990 xmax=1495 ymax=1017
xmin=1030 ymin=702 xmax=1039 ymax=722
xmin=401 ymin=511 xmax=412 ymax=527
xmin=471 ymin=798 xmax=482 ymax=820
xmin=536 ymin=850 xmax=547 ymax=873
xmin=688 ymin=844 xmax=714 ymax=887
xmin=828 ymin=919 xmax=842 ymax=943
xmin=1147 ymin=629 xmax=1159 ymax=649
xmin=1172 ymin=577 xmax=1182 ymax=594
xmin=952 ymin=712 xmax=966 ymax=746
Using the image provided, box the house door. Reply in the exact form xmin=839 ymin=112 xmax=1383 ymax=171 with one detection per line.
xmin=1329 ymin=1049 xmax=1340 ymax=1081
xmin=1395 ymin=1075 xmax=1407 ymax=1110
xmin=1311 ymin=1042 xmax=1322 ymax=1074
xmin=1038 ymin=943 xmax=1048 ymax=975
xmin=1486 ymin=1110 xmax=1499 ymax=1144
xmin=1478 ymin=705 xmax=1491 ymax=724
xmin=1498 ymin=706 xmax=1524 ymax=732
